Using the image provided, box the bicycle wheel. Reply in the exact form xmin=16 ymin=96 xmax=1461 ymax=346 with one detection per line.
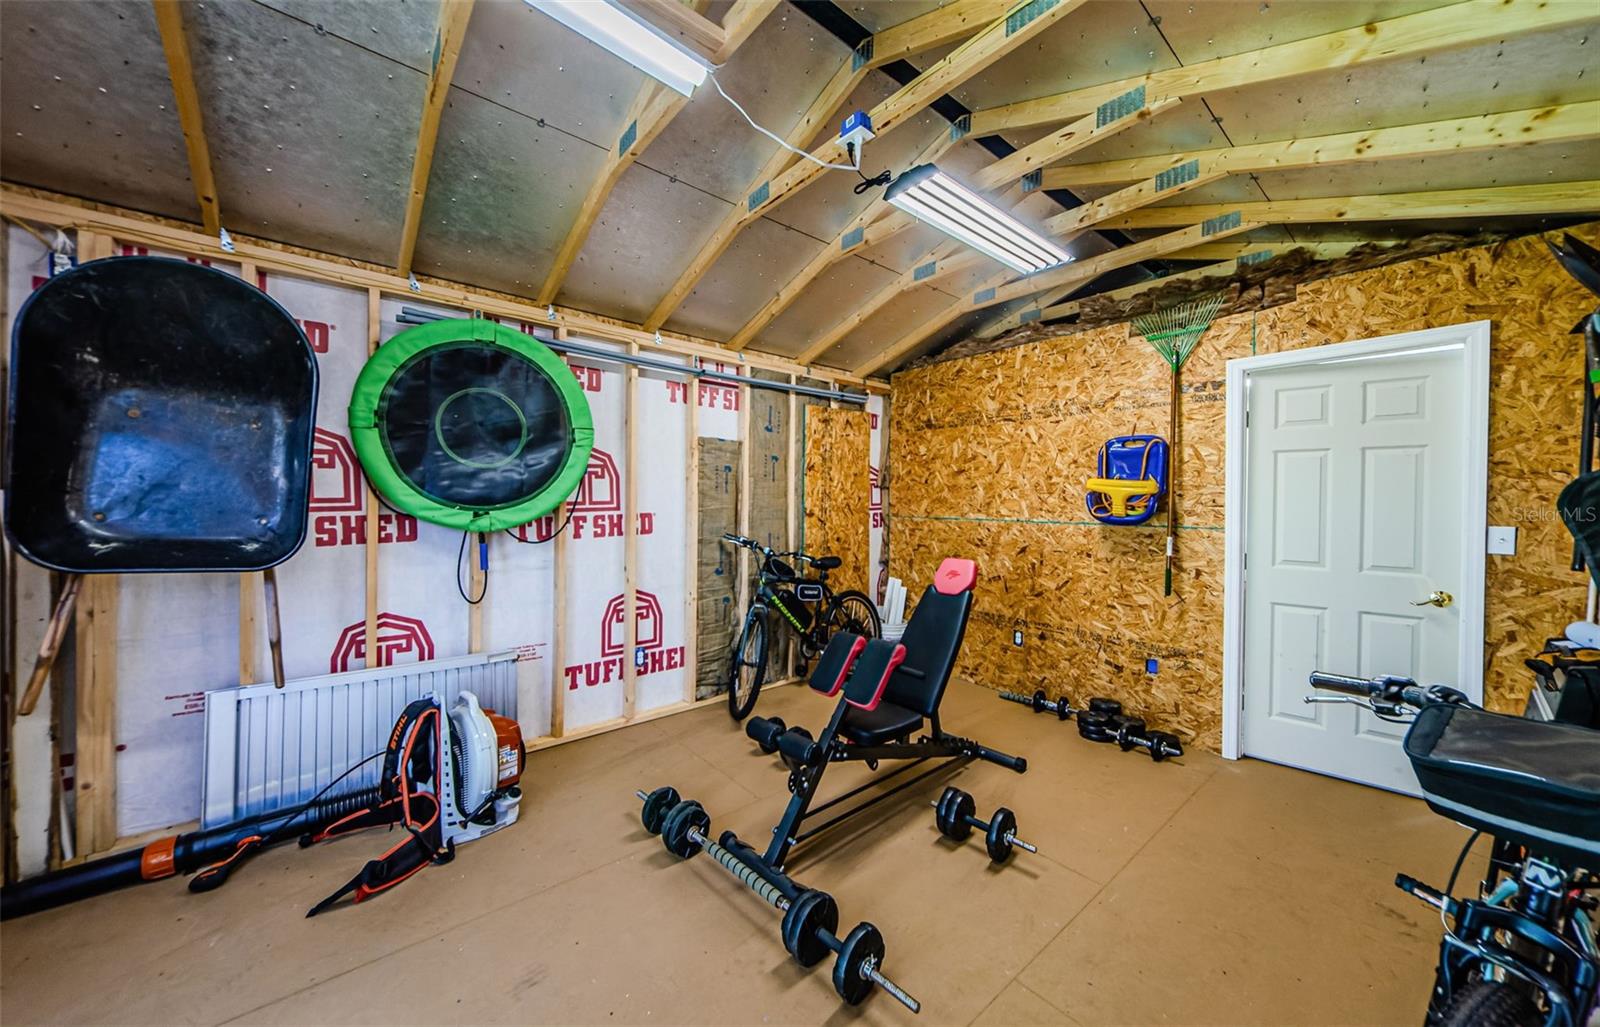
xmin=1436 ymin=980 xmax=1541 ymax=1027
xmin=826 ymin=590 xmax=881 ymax=640
xmin=727 ymin=607 xmax=769 ymax=721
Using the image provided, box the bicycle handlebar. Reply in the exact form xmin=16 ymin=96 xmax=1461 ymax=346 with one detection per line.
xmin=1306 ymin=672 xmax=1472 ymax=711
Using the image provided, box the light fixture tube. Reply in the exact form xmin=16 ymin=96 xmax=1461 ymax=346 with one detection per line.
xmin=886 ymin=164 xmax=1071 ymax=275
xmin=525 ymin=0 xmax=708 ymax=97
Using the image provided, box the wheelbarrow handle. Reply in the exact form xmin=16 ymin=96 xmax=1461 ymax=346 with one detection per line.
xmin=18 ymin=574 xmax=83 ymax=717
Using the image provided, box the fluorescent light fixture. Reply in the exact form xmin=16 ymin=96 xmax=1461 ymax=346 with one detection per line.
xmin=885 ymin=164 xmax=1071 ymax=275
xmin=525 ymin=0 xmax=707 ymax=97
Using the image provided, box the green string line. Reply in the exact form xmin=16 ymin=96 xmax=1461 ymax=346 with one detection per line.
xmin=897 ymin=514 xmax=1223 ymax=532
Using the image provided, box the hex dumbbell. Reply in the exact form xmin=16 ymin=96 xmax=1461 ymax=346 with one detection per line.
xmin=636 ymin=790 xmax=919 ymax=1012
xmin=932 ymin=786 xmax=1037 ymax=863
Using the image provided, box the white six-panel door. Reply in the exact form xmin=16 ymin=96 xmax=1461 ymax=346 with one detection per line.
xmin=1238 ymin=336 xmax=1482 ymax=795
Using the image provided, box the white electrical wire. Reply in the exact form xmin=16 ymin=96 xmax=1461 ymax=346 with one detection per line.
xmin=708 ymin=71 xmax=861 ymax=172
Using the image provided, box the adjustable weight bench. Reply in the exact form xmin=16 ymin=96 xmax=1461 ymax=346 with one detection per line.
xmin=634 ymin=558 xmax=1029 ymax=1012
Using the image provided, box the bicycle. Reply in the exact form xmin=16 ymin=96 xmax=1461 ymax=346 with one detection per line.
xmin=1306 ymin=672 xmax=1598 ymax=1027
xmin=720 ymin=532 xmax=880 ymax=720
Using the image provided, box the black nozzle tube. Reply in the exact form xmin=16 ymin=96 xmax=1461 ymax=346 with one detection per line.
xmin=1 ymin=786 xmax=379 ymax=920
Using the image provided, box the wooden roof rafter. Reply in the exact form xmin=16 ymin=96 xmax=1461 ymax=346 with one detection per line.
xmin=151 ymin=0 xmax=221 ymax=236
xmin=966 ymin=0 xmax=1595 ymax=137
xmin=726 ymin=83 xmax=1173 ymax=352
xmin=642 ymin=0 xmax=1083 ymax=333
xmin=396 ymin=0 xmax=476 ymax=277
xmin=538 ymin=0 xmax=781 ymax=305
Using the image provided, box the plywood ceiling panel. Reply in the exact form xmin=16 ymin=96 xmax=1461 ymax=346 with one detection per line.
xmin=185 ymin=1 xmax=427 ymax=264
xmin=1199 ymin=23 xmax=1600 ymax=147
xmin=559 ymin=161 xmax=730 ymax=323
xmin=666 ymin=215 xmax=842 ymax=340
xmin=451 ymin=0 xmax=646 ymax=152
xmin=757 ymin=252 xmax=903 ymax=356
xmin=255 ymin=0 xmax=442 ymax=72
xmin=412 ymin=88 xmax=615 ymax=298
xmin=641 ymin=10 xmax=851 ymax=205
xmin=0 ymin=0 xmax=196 ymax=222
xmin=1141 ymin=0 xmax=1453 ymax=65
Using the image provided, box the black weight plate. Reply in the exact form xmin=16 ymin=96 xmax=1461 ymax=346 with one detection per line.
xmin=833 ymin=922 xmax=885 ymax=1006
xmin=1077 ymin=709 xmax=1114 ymax=742
xmin=640 ymin=786 xmax=680 ymax=835
xmin=1087 ymin=697 xmax=1122 ymax=716
xmin=986 ymin=807 xmax=1018 ymax=863
xmin=1149 ymin=731 xmax=1182 ymax=761
xmin=1054 ymin=695 xmax=1073 ymax=720
xmin=1031 ymin=689 xmax=1048 ymax=713
xmin=661 ymin=800 xmax=708 ymax=859
xmin=781 ymin=889 xmax=838 ymax=968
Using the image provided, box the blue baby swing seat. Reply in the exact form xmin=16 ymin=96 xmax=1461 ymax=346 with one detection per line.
xmin=1086 ymin=434 xmax=1168 ymax=526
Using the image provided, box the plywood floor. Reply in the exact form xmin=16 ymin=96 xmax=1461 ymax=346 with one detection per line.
xmin=1 ymin=680 xmax=1467 ymax=1026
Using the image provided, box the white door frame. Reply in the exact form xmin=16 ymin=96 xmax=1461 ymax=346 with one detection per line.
xmin=1220 ymin=321 xmax=1491 ymax=760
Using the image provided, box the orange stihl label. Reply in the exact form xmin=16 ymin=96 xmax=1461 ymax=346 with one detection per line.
xmin=140 ymin=837 xmax=177 ymax=880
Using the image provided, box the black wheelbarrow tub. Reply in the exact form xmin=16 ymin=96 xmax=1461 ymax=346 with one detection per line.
xmin=5 ymin=257 xmax=318 ymax=573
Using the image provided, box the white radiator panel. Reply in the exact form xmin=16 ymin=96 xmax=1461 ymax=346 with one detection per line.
xmin=201 ymin=651 xmax=518 ymax=828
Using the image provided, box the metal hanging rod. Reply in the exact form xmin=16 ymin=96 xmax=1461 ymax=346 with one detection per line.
xmin=396 ymin=307 xmax=868 ymax=406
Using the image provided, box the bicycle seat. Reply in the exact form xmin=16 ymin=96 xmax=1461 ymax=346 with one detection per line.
xmin=812 ymin=555 xmax=842 ymax=571
xmin=1406 ymin=704 xmax=1600 ymax=865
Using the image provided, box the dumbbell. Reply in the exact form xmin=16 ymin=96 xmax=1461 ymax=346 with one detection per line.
xmin=1117 ymin=726 xmax=1184 ymax=762
xmin=636 ymin=790 xmax=919 ymax=1012
xmin=931 ymin=786 xmax=1037 ymax=863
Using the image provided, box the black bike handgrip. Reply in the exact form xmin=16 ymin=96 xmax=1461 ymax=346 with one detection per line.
xmin=1306 ymin=672 xmax=1374 ymax=697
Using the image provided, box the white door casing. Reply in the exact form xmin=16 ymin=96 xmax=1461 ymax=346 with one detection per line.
xmin=1221 ymin=323 xmax=1489 ymax=794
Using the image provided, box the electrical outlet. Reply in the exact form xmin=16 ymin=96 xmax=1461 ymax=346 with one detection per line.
xmin=1146 ymin=658 xmax=1159 ymax=675
xmin=1012 ymin=630 xmax=1023 ymax=647
xmin=1486 ymin=525 xmax=1517 ymax=556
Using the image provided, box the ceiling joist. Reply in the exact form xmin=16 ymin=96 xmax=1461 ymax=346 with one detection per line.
xmin=538 ymin=86 xmax=686 ymax=304
xmin=966 ymin=0 xmax=1594 ymax=137
xmin=537 ymin=0 xmax=779 ymax=305
xmin=1089 ymin=180 xmax=1600 ymax=230
xmin=727 ymin=77 xmax=1169 ymax=352
xmin=1042 ymin=100 xmax=1600 ymax=237
xmin=151 ymin=0 xmax=220 ymax=236
xmin=855 ymin=215 xmax=1260 ymax=375
xmin=396 ymin=0 xmax=476 ymax=277
xmin=643 ymin=0 xmax=1081 ymax=332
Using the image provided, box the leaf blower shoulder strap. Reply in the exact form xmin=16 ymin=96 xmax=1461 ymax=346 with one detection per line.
xmin=304 ymin=699 xmax=456 ymax=917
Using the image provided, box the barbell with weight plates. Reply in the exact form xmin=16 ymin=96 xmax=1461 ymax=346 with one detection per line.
xmin=638 ymin=785 xmax=680 ymax=835
xmin=997 ymin=690 xmax=1122 ymax=724
xmin=635 ymin=790 xmax=920 ymax=1011
xmin=1077 ymin=709 xmax=1138 ymax=743
xmin=931 ymin=786 xmax=1037 ymax=864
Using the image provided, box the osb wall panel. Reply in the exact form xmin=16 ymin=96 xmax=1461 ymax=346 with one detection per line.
xmin=804 ymin=407 xmax=871 ymax=596
xmin=890 ymin=224 xmax=1600 ymax=751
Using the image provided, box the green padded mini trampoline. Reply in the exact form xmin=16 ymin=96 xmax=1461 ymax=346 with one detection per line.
xmin=348 ymin=318 xmax=594 ymax=531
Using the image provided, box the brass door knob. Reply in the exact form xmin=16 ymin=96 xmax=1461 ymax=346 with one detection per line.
xmin=1410 ymin=590 xmax=1453 ymax=608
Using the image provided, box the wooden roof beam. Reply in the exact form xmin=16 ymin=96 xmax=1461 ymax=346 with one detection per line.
xmin=643 ymin=0 xmax=1081 ymax=331
xmin=1043 ymin=101 xmax=1600 ymax=190
xmin=537 ymin=86 xmax=686 ymax=304
xmin=396 ymin=0 xmax=475 ymax=277
xmin=152 ymin=0 xmax=221 ymax=236
xmin=967 ymin=0 xmax=1594 ymax=136
xmin=536 ymin=0 xmax=780 ymax=305
xmin=1042 ymin=101 xmax=1600 ymax=237
xmin=727 ymin=79 xmax=1167 ymax=352
xmin=1088 ymin=180 xmax=1600 ymax=230
xmin=854 ymin=215 xmax=1260 ymax=375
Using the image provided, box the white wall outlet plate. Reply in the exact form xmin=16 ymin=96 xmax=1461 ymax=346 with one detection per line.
xmin=1012 ymin=630 xmax=1023 ymax=647
xmin=1486 ymin=525 xmax=1517 ymax=556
